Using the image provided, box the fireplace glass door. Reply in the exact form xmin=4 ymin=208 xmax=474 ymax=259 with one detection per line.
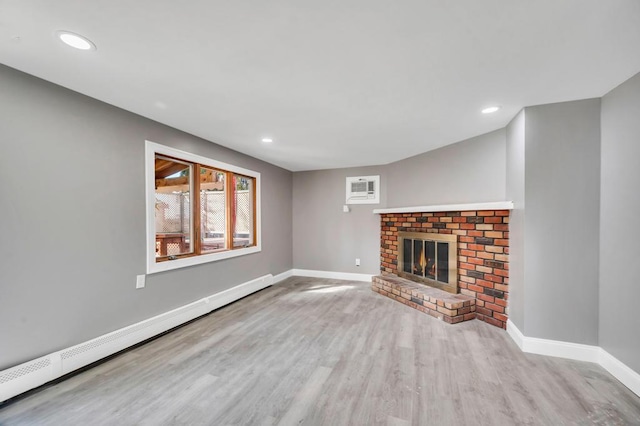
xmin=398 ymin=231 xmax=458 ymax=293
xmin=403 ymin=238 xmax=448 ymax=284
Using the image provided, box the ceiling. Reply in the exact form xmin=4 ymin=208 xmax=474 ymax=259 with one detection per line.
xmin=1 ymin=1 xmax=639 ymax=171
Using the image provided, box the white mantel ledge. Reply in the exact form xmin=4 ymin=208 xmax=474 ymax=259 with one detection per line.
xmin=373 ymin=201 xmax=514 ymax=215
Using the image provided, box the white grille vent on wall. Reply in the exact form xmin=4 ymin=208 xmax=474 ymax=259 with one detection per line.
xmin=0 ymin=357 xmax=53 ymax=402
xmin=346 ymin=175 xmax=380 ymax=204
xmin=58 ymin=300 xmax=211 ymax=375
xmin=0 ymin=358 xmax=51 ymax=385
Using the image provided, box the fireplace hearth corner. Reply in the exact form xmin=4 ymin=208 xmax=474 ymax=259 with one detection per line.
xmin=372 ymin=274 xmax=476 ymax=324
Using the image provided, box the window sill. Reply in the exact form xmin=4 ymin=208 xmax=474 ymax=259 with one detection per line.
xmin=147 ymin=244 xmax=261 ymax=274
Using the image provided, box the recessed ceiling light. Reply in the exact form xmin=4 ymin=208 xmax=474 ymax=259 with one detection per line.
xmin=56 ymin=31 xmax=96 ymax=51
xmin=261 ymin=138 xmax=273 ymax=143
xmin=481 ymin=106 xmax=501 ymax=114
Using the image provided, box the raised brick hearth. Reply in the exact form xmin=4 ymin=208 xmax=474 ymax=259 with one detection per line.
xmin=372 ymin=274 xmax=476 ymax=324
xmin=378 ymin=209 xmax=510 ymax=329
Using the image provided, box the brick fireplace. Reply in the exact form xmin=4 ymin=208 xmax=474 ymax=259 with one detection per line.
xmin=374 ymin=206 xmax=510 ymax=329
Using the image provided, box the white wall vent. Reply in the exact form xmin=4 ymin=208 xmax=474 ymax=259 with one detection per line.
xmin=0 ymin=357 xmax=53 ymax=402
xmin=346 ymin=175 xmax=380 ymax=204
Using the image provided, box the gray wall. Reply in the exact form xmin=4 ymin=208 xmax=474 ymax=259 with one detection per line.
xmin=292 ymin=166 xmax=386 ymax=275
xmin=523 ymin=99 xmax=601 ymax=344
xmin=0 ymin=64 xmax=293 ymax=370
xmin=6 ymin=59 xmax=636 ymax=376
xmin=386 ymin=129 xmax=507 ymax=207
xmin=292 ymin=130 xmax=507 ymax=275
xmin=600 ymin=72 xmax=640 ymax=372
xmin=505 ymin=110 xmax=526 ymax=330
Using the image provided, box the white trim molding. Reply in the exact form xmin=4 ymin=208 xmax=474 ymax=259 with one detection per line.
xmin=506 ymin=320 xmax=640 ymax=397
xmin=272 ymin=269 xmax=294 ymax=284
xmin=145 ymin=140 xmax=262 ymax=274
xmin=0 ymin=274 xmax=275 ymax=403
xmin=600 ymin=349 xmax=640 ymax=397
xmin=291 ymin=269 xmax=374 ymax=282
xmin=373 ymin=201 xmax=514 ymax=215
xmin=506 ymin=320 xmax=600 ymax=362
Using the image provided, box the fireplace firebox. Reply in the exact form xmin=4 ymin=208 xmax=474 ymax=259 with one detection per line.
xmin=397 ymin=231 xmax=458 ymax=293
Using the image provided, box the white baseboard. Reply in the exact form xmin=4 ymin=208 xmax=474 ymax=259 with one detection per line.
xmin=505 ymin=318 xmax=525 ymax=350
xmin=9 ymin=273 xmax=635 ymax=403
xmin=272 ymin=269 xmax=294 ymax=284
xmin=291 ymin=269 xmax=374 ymax=282
xmin=599 ymin=348 xmax=640 ymax=397
xmin=506 ymin=319 xmax=640 ymax=397
xmin=506 ymin=320 xmax=600 ymax=363
xmin=0 ymin=274 xmax=274 ymax=403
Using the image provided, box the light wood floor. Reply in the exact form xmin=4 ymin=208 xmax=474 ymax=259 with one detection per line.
xmin=1 ymin=277 xmax=639 ymax=425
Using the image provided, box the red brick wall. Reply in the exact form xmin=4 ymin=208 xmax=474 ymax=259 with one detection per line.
xmin=380 ymin=210 xmax=510 ymax=329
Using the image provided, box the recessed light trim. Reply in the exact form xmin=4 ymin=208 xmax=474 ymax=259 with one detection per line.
xmin=481 ymin=106 xmax=501 ymax=114
xmin=56 ymin=31 xmax=96 ymax=51
xmin=261 ymin=138 xmax=273 ymax=143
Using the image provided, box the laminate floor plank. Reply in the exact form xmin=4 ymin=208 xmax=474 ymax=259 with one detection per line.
xmin=1 ymin=277 xmax=639 ymax=425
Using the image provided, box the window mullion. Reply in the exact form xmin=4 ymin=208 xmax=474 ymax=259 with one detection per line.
xmin=193 ymin=163 xmax=202 ymax=255
xmin=251 ymin=178 xmax=257 ymax=246
xmin=225 ymin=171 xmax=234 ymax=250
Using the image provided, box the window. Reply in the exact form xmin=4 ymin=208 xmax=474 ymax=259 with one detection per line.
xmin=146 ymin=141 xmax=261 ymax=273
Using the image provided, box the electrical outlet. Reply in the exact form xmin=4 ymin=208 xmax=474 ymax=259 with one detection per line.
xmin=136 ymin=274 xmax=145 ymax=289
xmin=355 ymin=258 xmax=360 ymax=267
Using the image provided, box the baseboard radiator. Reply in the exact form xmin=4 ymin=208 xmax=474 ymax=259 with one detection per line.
xmin=0 ymin=274 xmax=274 ymax=403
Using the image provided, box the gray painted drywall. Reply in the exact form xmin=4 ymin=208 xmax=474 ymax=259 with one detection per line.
xmin=386 ymin=129 xmax=507 ymax=207
xmin=292 ymin=129 xmax=507 ymax=275
xmin=523 ymin=99 xmax=601 ymax=344
xmin=0 ymin=64 xmax=293 ymax=370
xmin=292 ymin=166 xmax=386 ymax=275
xmin=5 ymin=56 xmax=628 ymax=378
xmin=600 ymin=71 xmax=640 ymax=373
xmin=505 ymin=110 xmax=526 ymax=330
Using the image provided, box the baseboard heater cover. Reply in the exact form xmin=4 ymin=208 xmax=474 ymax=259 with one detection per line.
xmin=0 ymin=274 xmax=274 ymax=403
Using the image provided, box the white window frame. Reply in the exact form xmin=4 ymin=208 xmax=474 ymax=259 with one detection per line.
xmin=145 ymin=140 xmax=261 ymax=274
